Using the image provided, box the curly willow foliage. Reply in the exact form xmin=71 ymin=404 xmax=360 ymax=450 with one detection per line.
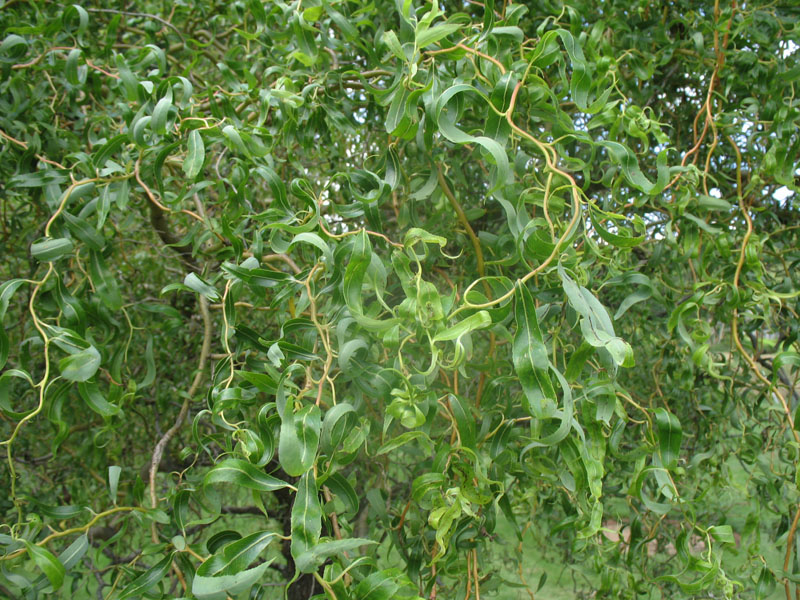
xmin=0 ymin=0 xmax=799 ymax=598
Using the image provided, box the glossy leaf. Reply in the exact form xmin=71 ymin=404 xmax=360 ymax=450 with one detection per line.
xmin=117 ymin=552 xmax=174 ymax=599
xmin=291 ymin=471 xmax=322 ymax=563
xmin=24 ymin=542 xmax=64 ymax=591
xmin=31 ymin=238 xmax=73 ymax=262
xmin=204 ymin=459 xmax=290 ymax=491
xmin=58 ymin=345 xmax=101 ymax=382
xmin=183 ymin=129 xmax=205 ymax=178
xmin=513 ymin=282 xmax=556 ymax=416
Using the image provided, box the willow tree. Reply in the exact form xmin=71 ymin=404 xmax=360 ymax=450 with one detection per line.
xmin=1 ymin=0 xmax=799 ymax=599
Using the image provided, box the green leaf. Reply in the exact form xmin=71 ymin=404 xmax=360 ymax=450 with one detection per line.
xmin=448 ymin=394 xmax=476 ymax=451
xmin=404 ymin=227 xmax=447 ymax=250
xmin=383 ymin=30 xmax=405 ymax=61
xmin=709 ymin=525 xmax=736 ymax=544
xmin=599 ymin=141 xmax=657 ymax=194
xmin=433 ymin=310 xmax=491 ymax=342
xmin=77 ymin=381 xmax=120 ymax=416
xmin=565 ymin=342 xmax=595 ymax=382
xmin=63 ymin=211 xmax=104 ymax=250
xmin=197 ymin=531 xmax=277 ymax=577
xmin=279 ymin=403 xmax=320 ymax=477
xmin=108 ymin=465 xmax=121 ymax=503
xmin=353 ymin=569 xmax=402 ymax=600
xmin=320 ymin=402 xmax=357 ymax=455
xmin=24 ymin=542 xmax=65 ymax=591
xmin=0 ymin=34 xmax=28 ymax=62
xmin=302 ymin=6 xmax=324 ymax=22
xmin=324 ymin=3 xmax=358 ymax=40
xmin=117 ymin=552 xmax=174 ymax=600
xmin=513 ymin=282 xmax=556 ymax=416
xmin=295 ymin=538 xmax=376 ymax=573
xmin=193 ymin=563 xmax=272 ymax=600
xmin=654 ymin=408 xmax=682 ymax=469
xmin=0 ymin=279 xmax=25 ymax=370
xmin=415 ymin=22 xmax=462 ymax=49
xmin=137 ymin=335 xmax=156 ymax=389
xmin=59 ymin=346 xmax=101 ymax=382
xmin=184 ymin=272 xmax=220 ymax=301
xmin=183 ymin=129 xmax=205 ymax=178
xmin=291 ymin=471 xmax=322 ymax=563
xmin=435 ymin=84 xmax=511 ymax=189
xmin=589 ymin=206 xmax=644 ymax=247
xmin=204 ymin=458 xmax=290 ymax=491
xmin=222 ymin=125 xmax=250 ymax=156
xmin=697 ymin=194 xmax=732 ymax=211
xmin=65 ymin=48 xmax=84 ymax=85
xmin=131 ymin=115 xmax=152 ymax=147
xmin=554 ymin=30 xmax=592 ymax=111
xmin=248 ymin=0 xmax=267 ymax=25
xmin=323 ymin=472 xmax=359 ymax=516
xmin=93 ymin=133 xmax=129 ymax=169
xmin=89 ymin=250 xmax=123 ymax=311
xmin=376 ymin=430 xmax=433 ymax=455
xmin=343 ymin=231 xmax=398 ymax=332
xmin=57 ymin=534 xmax=88 ymax=571
xmin=558 ymin=265 xmax=634 ymax=368
xmin=31 ymin=238 xmax=73 ymax=262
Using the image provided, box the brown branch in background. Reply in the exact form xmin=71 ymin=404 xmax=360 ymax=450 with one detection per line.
xmin=86 ymin=7 xmax=185 ymax=41
xmin=11 ymin=45 xmax=73 ymax=70
xmin=436 ymin=166 xmax=488 ymax=295
xmin=263 ymin=253 xmax=302 ymax=274
xmin=0 ymin=128 xmax=67 ymax=169
xmin=147 ymin=202 xmax=201 ymax=273
xmin=726 ymin=135 xmax=799 ymax=600
xmin=436 ymin=165 xmax=496 ymax=406
xmin=148 ymin=295 xmax=212 ymax=541
xmin=663 ymin=0 xmax=737 ymax=192
xmin=135 ymin=157 xmax=202 ymax=272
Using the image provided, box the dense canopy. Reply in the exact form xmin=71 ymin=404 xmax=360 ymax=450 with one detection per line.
xmin=1 ymin=0 xmax=799 ymax=599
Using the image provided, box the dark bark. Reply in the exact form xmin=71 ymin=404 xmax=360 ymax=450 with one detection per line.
xmin=148 ymin=202 xmax=200 ymax=273
xmin=273 ymin=484 xmax=318 ymax=600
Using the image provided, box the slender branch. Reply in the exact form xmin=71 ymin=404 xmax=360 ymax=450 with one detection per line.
xmin=0 ymin=507 xmax=144 ymax=561
xmin=263 ymin=253 xmax=301 ymax=275
xmin=148 ymin=296 xmax=212 ymax=541
xmin=86 ymin=8 xmax=185 ymax=41
xmin=436 ymin=166 xmax=489 ymax=296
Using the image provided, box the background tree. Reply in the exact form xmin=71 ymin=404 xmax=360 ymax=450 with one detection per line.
xmin=1 ymin=0 xmax=799 ymax=599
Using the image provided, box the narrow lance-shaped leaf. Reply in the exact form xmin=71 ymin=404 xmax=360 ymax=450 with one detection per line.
xmin=654 ymin=408 xmax=682 ymax=470
xmin=31 ymin=238 xmax=73 ymax=262
xmin=183 ymin=129 xmax=205 ymax=178
xmin=59 ymin=345 xmax=101 ymax=382
xmin=343 ymin=231 xmax=398 ymax=332
xmin=196 ymin=531 xmax=277 ymax=578
xmin=432 ymin=310 xmax=491 ymax=342
xmin=291 ymin=471 xmax=322 ymax=562
xmin=415 ymin=22 xmax=462 ymax=49
xmin=513 ymin=281 xmax=556 ymax=417
xmin=204 ymin=458 xmax=290 ymax=491
xmin=89 ymin=250 xmax=123 ymax=311
xmin=279 ymin=402 xmax=320 ymax=478
xmin=24 ymin=542 xmax=65 ymax=591
xmin=184 ymin=272 xmax=220 ymax=301
xmin=558 ymin=264 xmax=634 ymax=368
xmin=0 ymin=279 xmax=25 ymax=370
xmin=192 ymin=563 xmax=272 ymax=600
xmin=295 ymin=538 xmax=377 ymax=573
xmin=117 ymin=552 xmax=174 ymax=600
xmin=435 ymin=84 xmax=511 ymax=189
